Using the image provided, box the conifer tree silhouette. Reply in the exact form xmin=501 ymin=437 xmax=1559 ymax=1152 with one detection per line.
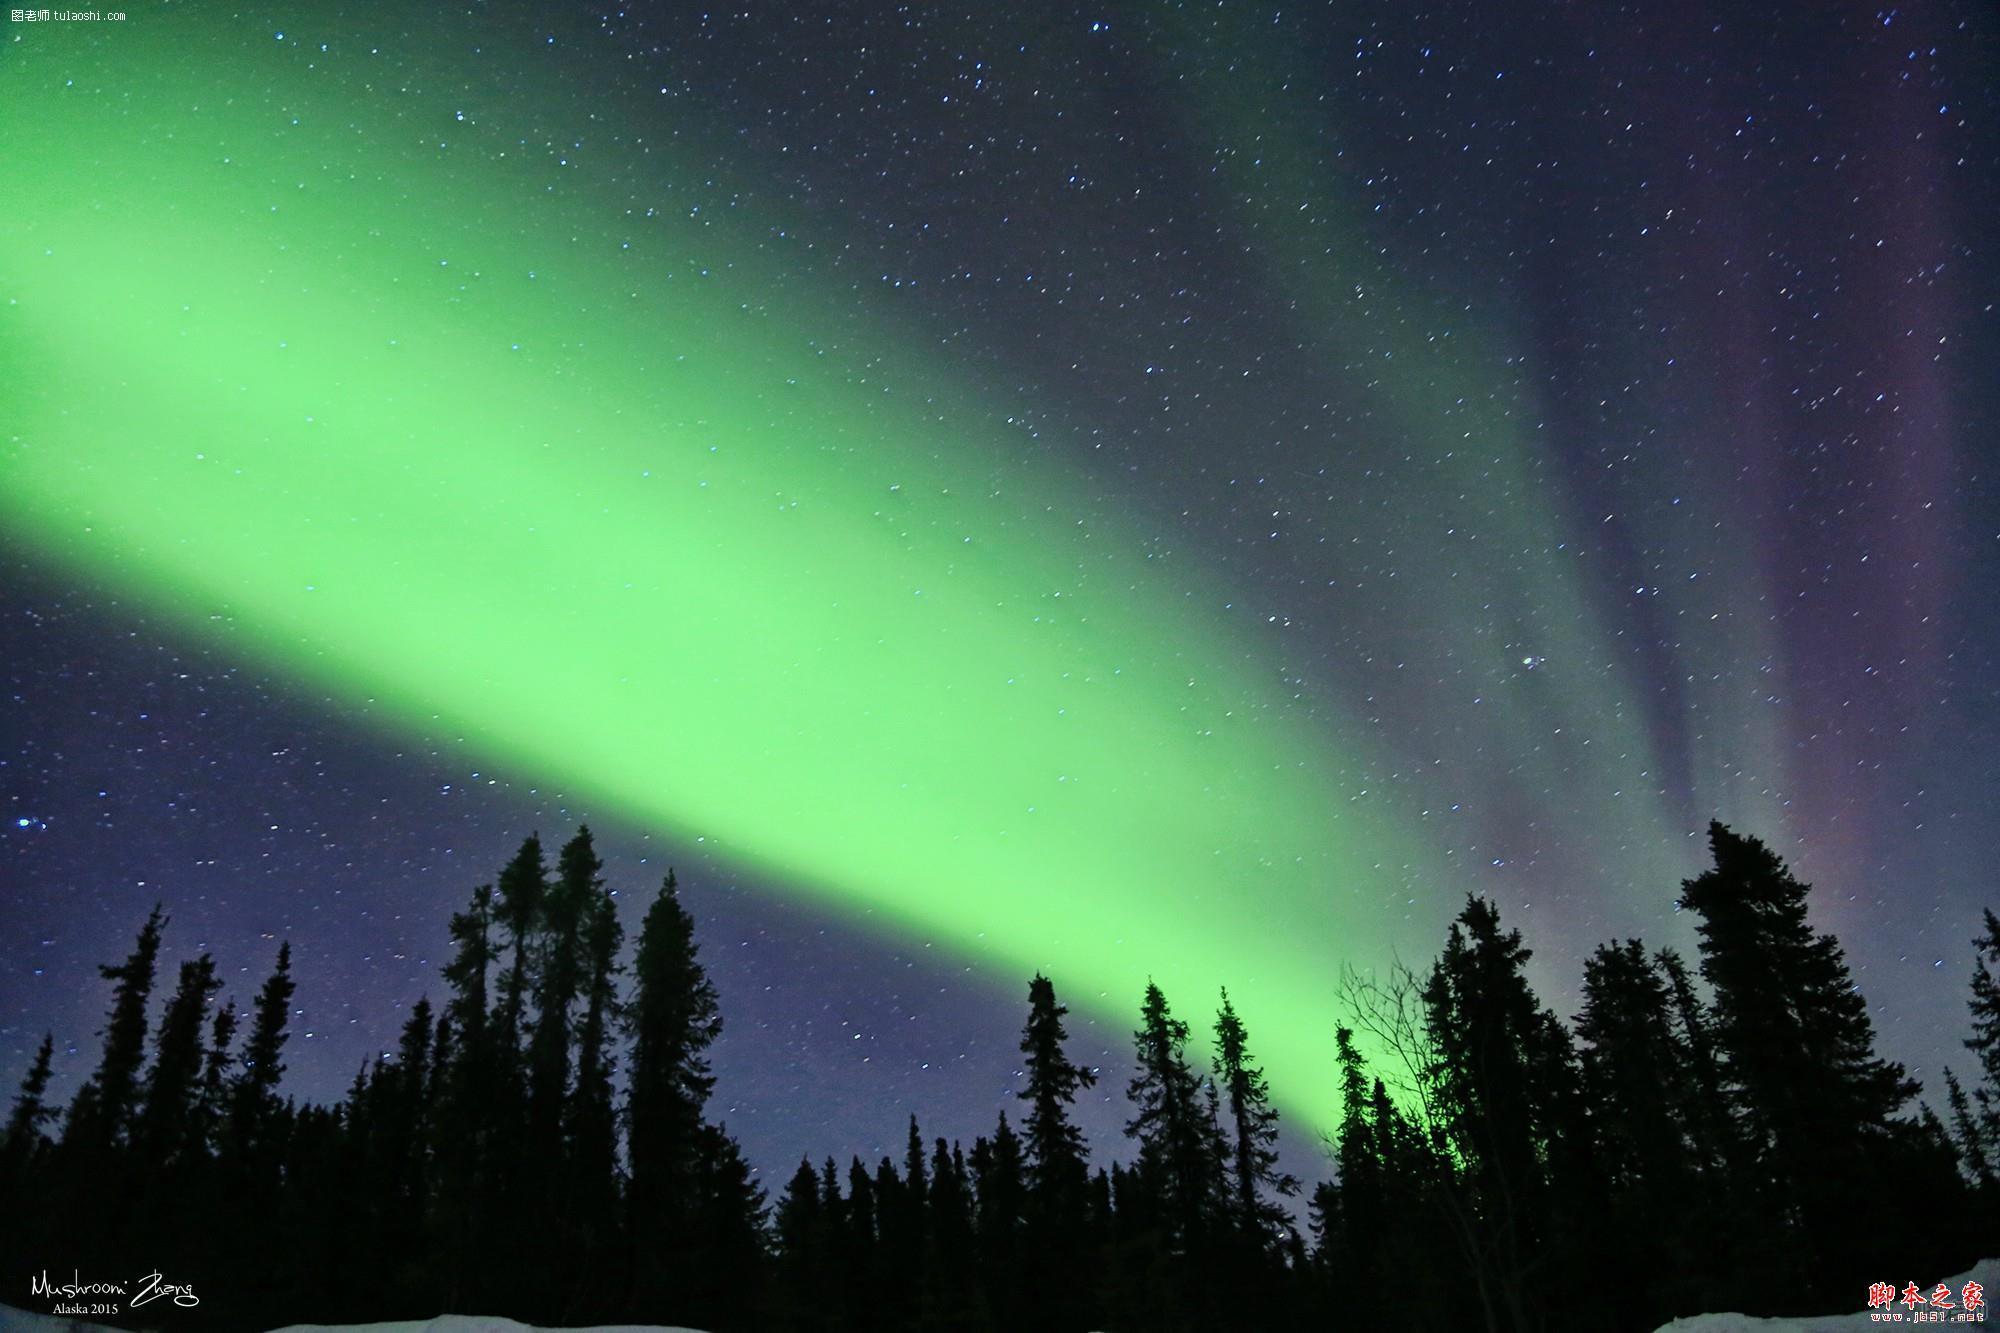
xmin=194 ymin=999 xmax=238 ymax=1156
xmin=625 ymin=866 xmax=763 ymax=1328
xmin=526 ymin=828 xmax=598 ymax=1291
xmin=220 ymin=938 xmax=297 ymax=1323
xmin=0 ymin=1030 xmax=58 ymax=1269
xmin=1945 ymin=1067 xmax=1995 ymax=1187
xmin=64 ymin=904 xmax=165 ymax=1156
xmin=494 ymin=834 xmax=549 ymax=1060
xmin=1125 ymin=981 xmax=1223 ymax=1253
xmin=435 ymin=879 xmax=498 ymax=1306
xmin=1677 ymin=821 xmax=1921 ymax=1295
xmin=1121 ymin=981 xmax=1229 ymax=1331
xmin=1961 ymin=910 xmax=2000 ymax=1158
xmin=1015 ymin=972 xmax=1099 ymax=1329
xmin=566 ymin=873 xmax=626 ymax=1318
xmin=3 ymin=1033 xmax=55 ymax=1168
xmin=226 ymin=940 xmax=295 ymax=1163
xmin=135 ymin=954 xmax=222 ymax=1174
xmin=6 ymin=823 xmax=1992 ymax=1333
xmin=1416 ymin=896 xmax=1582 ymax=1332
xmin=1574 ymin=939 xmax=1729 ymax=1322
xmin=1019 ymin=973 xmax=1097 ymax=1198
xmin=1321 ymin=1025 xmax=1380 ymax=1290
xmin=1211 ymin=988 xmax=1296 ymax=1242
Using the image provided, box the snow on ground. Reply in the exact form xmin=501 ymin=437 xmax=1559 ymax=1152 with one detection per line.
xmin=1653 ymin=1258 xmax=2000 ymax=1333
xmin=0 ymin=1313 xmax=1074 ymax=1333
xmin=6 ymin=1268 xmax=1994 ymax=1333
xmin=270 ymin=1312 xmax=716 ymax=1320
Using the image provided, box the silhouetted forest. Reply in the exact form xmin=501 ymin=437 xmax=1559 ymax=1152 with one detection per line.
xmin=2 ymin=821 xmax=1993 ymax=1331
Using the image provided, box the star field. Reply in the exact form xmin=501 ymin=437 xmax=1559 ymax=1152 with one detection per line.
xmin=3 ymin=0 xmax=1998 ymax=1190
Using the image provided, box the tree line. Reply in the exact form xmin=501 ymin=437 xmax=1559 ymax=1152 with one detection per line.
xmin=1 ymin=821 xmax=1994 ymax=1331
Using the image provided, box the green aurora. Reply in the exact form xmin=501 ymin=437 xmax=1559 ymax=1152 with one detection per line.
xmin=5 ymin=18 xmax=1588 ymax=1132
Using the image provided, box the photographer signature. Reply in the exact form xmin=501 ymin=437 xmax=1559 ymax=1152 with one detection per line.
xmin=31 ymin=1268 xmax=199 ymax=1309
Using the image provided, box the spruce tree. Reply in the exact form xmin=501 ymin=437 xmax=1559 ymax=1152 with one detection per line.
xmin=3 ymin=1033 xmax=56 ymax=1173
xmin=430 ymin=1011 xmax=453 ymax=1104
xmin=1125 ymin=982 xmax=1226 ymax=1264
xmin=773 ymin=1157 xmax=827 ymax=1329
xmin=135 ymin=955 xmax=222 ymax=1166
xmin=274 ymin=1097 xmax=355 ymax=1326
xmin=1963 ymin=909 xmax=2000 ymax=1154
xmin=625 ymin=868 xmax=726 ymax=1321
xmin=566 ymin=880 xmax=624 ymax=1310
xmin=1575 ymin=939 xmax=1721 ymax=1321
xmin=924 ymin=1137 xmax=978 ymax=1327
xmin=227 ymin=940 xmax=296 ymax=1163
xmin=1945 ymin=1068 xmax=1994 ymax=1187
xmin=626 ymin=869 xmax=720 ymax=1208
xmin=2 ymin=1024 xmax=57 ymax=1264
xmin=1576 ymin=942 xmax=1700 ymax=1197
xmin=1937 ymin=911 xmax=2000 ymax=1255
xmin=66 ymin=904 xmax=165 ymax=1152
xmin=1653 ymin=946 xmax=1734 ymax=1178
xmin=776 ymin=1155 xmax=822 ymax=1247
xmin=683 ymin=1123 xmax=768 ymax=1332
xmin=1016 ymin=972 xmax=1098 ymax=1329
xmin=904 ymin=1115 xmax=929 ymax=1208
xmin=194 ymin=1001 xmax=238 ymax=1157
xmin=1421 ymin=895 xmax=1579 ymax=1333
xmin=1677 ymin=822 xmax=1918 ymax=1290
xmin=0 ymin=1033 xmax=57 ymax=1273
xmin=501 ymin=829 xmax=604 ymax=1320
xmin=1086 ymin=1164 xmax=1112 ymax=1238
xmin=971 ymin=1112 xmax=1028 ymax=1327
xmin=1099 ymin=1156 xmax=1169 ymax=1331
xmin=388 ymin=1000 xmax=436 ymax=1203
xmin=1324 ymin=1026 xmax=1381 ymax=1286
xmin=1362 ymin=1073 xmax=1466 ymax=1329
xmin=435 ymin=881 xmax=498 ymax=1308
xmin=361 ymin=998 xmax=437 ymax=1313
xmin=1019 ymin=973 xmax=1097 ymax=1199
xmin=867 ymin=1150 xmax=923 ymax=1331
xmin=821 ymin=1154 xmax=845 ymax=1219
xmin=1305 ymin=1177 xmax=1339 ymax=1273
xmin=494 ymin=834 xmax=549 ymax=1060
xmin=846 ymin=1154 xmax=879 ymax=1258
xmin=528 ymin=828 xmax=598 ymax=1179
xmin=206 ymin=940 xmax=296 ymax=1326
xmin=1211 ymin=989 xmax=1296 ymax=1244
xmin=441 ymin=883 xmax=497 ymax=1083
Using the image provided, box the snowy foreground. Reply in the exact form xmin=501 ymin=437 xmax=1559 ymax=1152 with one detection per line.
xmin=270 ymin=1322 xmax=711 ymax=1333
xmin=2 ymin=1265 xmax=1996 ymax=1333
xmin=1652 ymin=1257 xmax=2000 ymax=1333
xmin=0 ymin=1314 xmax=722 ymax=1333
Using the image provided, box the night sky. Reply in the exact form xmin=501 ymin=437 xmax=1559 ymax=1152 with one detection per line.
xmin=4 ymin=0 xmax=1998 ymax=1196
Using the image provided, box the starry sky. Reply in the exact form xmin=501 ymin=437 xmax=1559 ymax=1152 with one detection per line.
xmin=3 ymin=0 xmax=1997 ymax=1193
